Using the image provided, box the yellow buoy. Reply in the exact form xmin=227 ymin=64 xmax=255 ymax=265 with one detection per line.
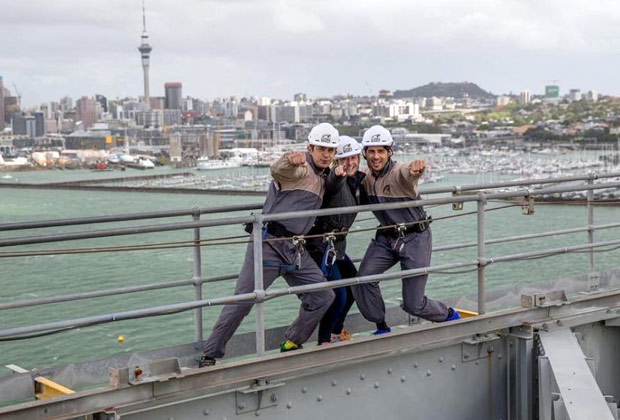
xmin=117 ymin=334 xmax=125 ymax=343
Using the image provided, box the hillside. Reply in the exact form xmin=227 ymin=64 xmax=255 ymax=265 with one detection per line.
xmin=392 ymin=82 xmax=495 ymax=99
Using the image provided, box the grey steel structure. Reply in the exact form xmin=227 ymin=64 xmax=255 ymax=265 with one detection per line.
xmin=138 ymin=1 xmax=152 ymax=112
xmin=1 ymin=172 xmax=620 ymax=419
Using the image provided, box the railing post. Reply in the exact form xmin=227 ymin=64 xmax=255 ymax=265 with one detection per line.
xmin=252 ymin=216 xmax=265 ymax=356
xmin=191 ymin=208 xmax=203 ymax=344
xmin=477 ymin=192 xmax=487 ymax=315
xmin=587 ymin=175 xmax=599 ymax=291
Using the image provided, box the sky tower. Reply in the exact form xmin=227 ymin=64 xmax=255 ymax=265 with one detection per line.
xmin=138 ymin=1 xmax=152 ymax=111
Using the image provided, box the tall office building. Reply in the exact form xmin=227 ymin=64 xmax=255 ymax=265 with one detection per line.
xmin=76 ymin=96 xmax=97 ymax=129
xmin=0 ymin=76 xmax=5 ymax=131
xmin=519 ymin=90 xmax=530 ymax=105
xmin=165 ymin=82 xmax=182 ymax=109
xmin=95 ymin=94 xmax=108 ymax=113
xmin=138 ymin=1 xmax=153 ymax=111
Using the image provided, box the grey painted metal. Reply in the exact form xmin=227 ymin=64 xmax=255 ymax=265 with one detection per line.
xmin=5 ymin=287 xmax=620 ymax=419
xmin=0 ymin=260 xmax=478 ymax=339
xmin=2 ymin=179 xmax=620 ymax=248
xmin=477 ymin=192 xmax=486 ymax=315
xmin=538 ymin=328 xmax=614 ymax=420
xmin=587 ymin=177 xmax=599 ymax=291
xmin=0 ymin=275 xmax=236 ymax=311
xmin=0 ymin=203 xmax=263 ymax=232
xmin=2 ymin=171 xmax=616 ymax=234
xmin=252 ymin=218 xmax=266 ymax=356
xmin=3 ymin=235 xmax=620 ymax=340
xmin=3 ymin=219 xmax=620 ymax=313
xmin=419 ymin=170 xmax=620 ymax=195
xmin=433 ymin=221 xmax=620 ymax=253
xmin=538 ymin=356 xmax=554 ymax=420
xmin=191 ymin=211 xmax=203 ymax=344
xmin=515 ymin=333 xmax=533 ymax=420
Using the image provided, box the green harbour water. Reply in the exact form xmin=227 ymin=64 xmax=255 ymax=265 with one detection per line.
xmin=1 ymin=163 xmax=619 ymax=374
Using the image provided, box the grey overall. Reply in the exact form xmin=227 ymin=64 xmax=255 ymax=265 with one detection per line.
xmin=202 ymin=152 xmax=335 ymax=359
xmin=352 ymin=159 xmax=449 ymax=324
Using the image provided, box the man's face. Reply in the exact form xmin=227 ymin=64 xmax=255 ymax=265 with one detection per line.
xmin=365 ymin=146 xmax=390 ymax=172
xmin=337 ymin=154 xmax=360 ymax=176
xmin=307 ymin=145 xmax=336 ymax=169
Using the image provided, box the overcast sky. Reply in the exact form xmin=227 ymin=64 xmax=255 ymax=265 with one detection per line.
xmin=2 ymin=0 xmax=620 ymax=107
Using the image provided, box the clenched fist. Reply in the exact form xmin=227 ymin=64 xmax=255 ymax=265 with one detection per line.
xmin=334 ymin=164 xmax=346 ymax=177
xmin=409 ymin=160 xmax=426 ymax=176
xmin=287 ymin=152 xmax=307 ymax=166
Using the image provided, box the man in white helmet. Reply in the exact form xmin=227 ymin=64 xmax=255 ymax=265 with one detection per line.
xmin=306 ymin=136 xmax=365 ymax=344
xmin=353 ymin=125 xmax=460 ymax=335
xmin=199 ymin=123 xmax=340 ymax=366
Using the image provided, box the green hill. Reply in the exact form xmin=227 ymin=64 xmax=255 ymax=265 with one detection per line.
xmin=392 ymin=82 xmax=494 ymax=99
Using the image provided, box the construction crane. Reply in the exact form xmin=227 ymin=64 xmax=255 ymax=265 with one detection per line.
xmin=12 ymin=82 xmax=22 ymax=106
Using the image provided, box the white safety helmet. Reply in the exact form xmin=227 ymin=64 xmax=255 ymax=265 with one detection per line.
xmin=335 ymin=136 xmax=362 ymax=159
xmin=361 ymin=125 xmax=393 ymax=148
xmin=308 ymin=123 xmax=340 ymax=148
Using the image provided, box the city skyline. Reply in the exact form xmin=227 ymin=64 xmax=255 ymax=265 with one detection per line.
xmin=3 ymin=0 xmax=620 ymax=107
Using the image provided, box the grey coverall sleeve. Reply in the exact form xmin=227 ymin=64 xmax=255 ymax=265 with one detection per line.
xmin=397 ymin=161 xmax=422 ymax=196
xmin=325 ymin=169 xmax=347 ymax=195
xmin=270 ymin=152 xmax=309 ymax=183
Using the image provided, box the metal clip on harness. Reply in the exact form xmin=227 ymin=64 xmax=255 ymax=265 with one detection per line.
xmin=292 ymin=236 xmax=306 ymax=269
xmin=324 ymin=233 xmax=338 ymax=268
xmin=393 ymin=223 xmax=407 ymax=252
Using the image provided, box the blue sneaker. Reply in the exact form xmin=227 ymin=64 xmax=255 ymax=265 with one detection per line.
xmin=445 ymin=308 xmax=461 ymax=322
xmin=371 ymin=327 xmax=391 ymax=335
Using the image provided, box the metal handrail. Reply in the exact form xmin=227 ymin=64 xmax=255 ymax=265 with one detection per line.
xmin=2 ymin=237 xmax=620 ymax=340
xmin=1 ymin=171 xmax=618 ymax=233
xmin=2 ymin=219 xmax=620 ymax=311
xmin=2 ymin=180 xmax=620 ymax=248
xmin=1 ymin=173 xmax=618 ymax=356
xmin=0 ymin=203 xmax=263 ymax=232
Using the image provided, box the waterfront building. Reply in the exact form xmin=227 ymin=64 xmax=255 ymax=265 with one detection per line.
xmin=135 ymin=110 xmax=162 ymax=128
xmin=76 ymin=96 xmax=97 ymax=129
xmin=32 ymin=112 xmax=46 ymax=137
xmin=163 ymin=109 xmax=181 ymax=125
xmin=165 ymin=82 xmax=182 ymax=109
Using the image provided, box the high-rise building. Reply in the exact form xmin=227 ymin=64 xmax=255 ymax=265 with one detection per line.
xmin=586 ymin=90 xmax=598 ymax=103
xmin=545 ymin=85 xmax=560 ymax=98
xmin=165 ymin=82 xmax=182 ymax=109
xmin=60 ymin=96 xmax=73 ymax=111
xmin=32 ymin=112 xmax=46 ymax=137
xmin=138 ymin=2 xmax=153 ymax=111
xmin=95 ymin=94 xmax=108 ymax=113
xmin=569 ymin=89 xmax=582 ymax=102
xmin=519 ymin=90 xmax=530 ymax=105
xmin=76 ymin=96 xmax=97 ymax=129
xmin=0 ymin=76 xmax=5 ymax=131
xmin=294 ymin=93 xmax=307 ymax=102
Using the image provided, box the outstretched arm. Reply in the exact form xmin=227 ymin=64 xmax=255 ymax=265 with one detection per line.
xmin=326 ymin=164 xmax=347 ymax=195
xmin=270 ymin=152 xmax=309 ymax=182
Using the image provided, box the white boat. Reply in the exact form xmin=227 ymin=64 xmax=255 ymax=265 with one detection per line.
xmin=196 ymin=157 xmax=240 ymax=170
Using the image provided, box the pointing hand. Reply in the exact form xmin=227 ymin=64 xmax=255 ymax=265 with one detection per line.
xmin=409 ymin=160 xmax=426 ymax=176
xmin=334 ymin=165 xmax=346 ymax=177
xmin=288 ymin=152 xmax=307 ymax=166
